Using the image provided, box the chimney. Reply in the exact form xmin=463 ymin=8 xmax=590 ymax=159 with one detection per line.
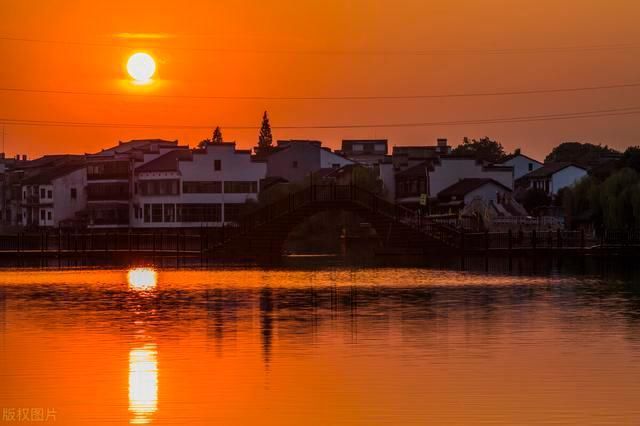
xmin=22 ymin=155 xmax=27 ymax=161
xmin=437 ymin=138 xmax=448 ymax=147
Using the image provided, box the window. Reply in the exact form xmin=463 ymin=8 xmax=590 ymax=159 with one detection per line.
xmin=182 ymin=181 xmax=222 ymax=193
xmin=224 ymin=181 xmax=258 ymax=193
xmin=151 ymin=204 xmax=163 ymax=223
xmin=144 ymin=204 xmax=151 ymax=223
xmin=40 ymin=188 xmax=45 ymax=198
xmin=70 ymin=188 xmax=77 ymax=199
xmin=47 ymin=211 xmax=52 ymax=220
xmin=87 ymin=182 xmax=129 ymax=200
xmin=292 ymin=161 xmax=298 ymax=168
xmin=164 ymin=204 xmax=175 ymax=222
xmin=214 ymin=160 xmax=221 ymax=171
xmin=176 ymin=204 xmax=221 ymax=222
xmin=47 ymin=190 xmax=52 ymax=199
xmin=40 ymin=209 xmax=45 ymax=220
xmin=139 ymin=180 xmax=180 ymax=196
xmin=528 ymin=163 xmax=533 ymax=171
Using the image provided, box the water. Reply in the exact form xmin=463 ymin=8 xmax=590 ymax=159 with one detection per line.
xmin=1 ymin=265 xmax=640 ymax=424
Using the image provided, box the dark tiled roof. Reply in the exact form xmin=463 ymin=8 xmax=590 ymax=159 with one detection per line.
xmin=395 ymin=160 xmax=437 ymax=177
xmin=135 ymin=150 xmax=192 ymax=173
xmin=438 ymin=178 xmax=511 ymax=199
xmin=21 ymin=155 xmax=83 ymax=169
xmin=499 ymin=153 xmax=542 ymax=164
xmin=521 ymin=162 xmax=587 ymax=179
xmin=22 ymin=163 xmax=85 ymax=185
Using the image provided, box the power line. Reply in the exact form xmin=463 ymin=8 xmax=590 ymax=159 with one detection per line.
xmin=1 ymin=81 xmax=639 ymax=101
xmin=2 ymin=35 xmax=640 ymax=55
xmin=2 ymin=106 xmax=640 ymax=130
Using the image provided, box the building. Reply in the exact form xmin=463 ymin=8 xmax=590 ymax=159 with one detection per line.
xmin=338 ymin=140 xmax=388 ymax=165
xmin=517 ymin=162 xmax=588 ymax=196
xmin=393 ymin=157 xmax=514 ymax=208
xmin=132 ymin=142 xmax=267 ymax=227
xmin=392 ymin=139 xmax=451 ymax=171
xmin=19 ymin=162 xmax=87 ymax=228
xmin=0 ymin=154 xmax=29 ymax=228
xmin=498 ymin=150 xmax=543 ymax=180
xmin=265 ymin=140 xmax=353 ymax=183
xmin=437 ymin=178 xmax=512 ymax=207
xmin=86 ymin=139 xmax=183 ymax=228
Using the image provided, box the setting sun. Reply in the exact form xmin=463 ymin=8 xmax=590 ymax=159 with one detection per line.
xmin=126 ymin=52 xmax=156 ymax=83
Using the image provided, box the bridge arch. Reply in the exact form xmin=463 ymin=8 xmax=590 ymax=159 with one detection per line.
xmin=217 ymin=184 xmax=459 ymax=260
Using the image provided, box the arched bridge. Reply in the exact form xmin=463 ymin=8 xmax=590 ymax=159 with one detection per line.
xmin=212 ymin=184 xmax=460 ymax=259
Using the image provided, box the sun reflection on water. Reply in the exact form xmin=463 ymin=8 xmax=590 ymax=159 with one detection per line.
xmin=127 ymin=268 xmax=158 ymax=292
xmin=129 ymin=344 xmax=158 ymax=424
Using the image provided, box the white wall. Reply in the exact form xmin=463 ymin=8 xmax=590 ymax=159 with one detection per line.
xmin=502 ymin=155 xmax=543 ymax=180
xmin=378 ymin=162 xmax=395 ymax=201
xmin=550 ymin=166 xmax=588 ymax=195
xmin=134 ymin=145 xmax=267 ymax=227
xmin=320 ymin=149 xmax=353 ymax=169
xmin=429 ymin=158 xmax=513 ymax=196
xmin=52 ymin=168 xmax=87 ymax=226
xmin=463 ymin=182 xmax=510 ymax=204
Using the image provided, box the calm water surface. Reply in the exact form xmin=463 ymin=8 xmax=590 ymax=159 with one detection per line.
xmin=1 ymin=266 xmax=640 ymax=425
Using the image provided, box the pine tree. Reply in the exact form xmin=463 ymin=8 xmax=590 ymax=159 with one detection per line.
xmin=212 ymin=126 xmax=223 ymax=144
xmin=258 ymin=111 xmax=273 ymax=151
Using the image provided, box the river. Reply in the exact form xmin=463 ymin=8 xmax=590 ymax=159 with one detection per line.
xmin=1 ymin=263 xmax=639 ymax=424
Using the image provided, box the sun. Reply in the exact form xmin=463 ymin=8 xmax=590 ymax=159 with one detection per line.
xmin=127 ymin=52 xmax=156 ymax=83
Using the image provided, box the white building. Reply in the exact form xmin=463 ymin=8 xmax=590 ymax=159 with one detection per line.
xmin=392 ymin=157 xmax=514 ymax=207
xmin=133 ymin=142 xmax=267 ymax=227
xmin=86 ymin=139 xmax=184 ymax=228
xmin=518 ymin=162 xmax=588 ymax=196
xmin=438 ymin=178 xmax=512 ymax=205
xmin=498 ymin=151 xmax=543 ymax=180
xmin=20 ymin=164 xmax=87 ymax=227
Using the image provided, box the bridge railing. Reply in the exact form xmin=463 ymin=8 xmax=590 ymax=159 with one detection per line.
xmin=228 ymin=184 xmax=462 ymax=248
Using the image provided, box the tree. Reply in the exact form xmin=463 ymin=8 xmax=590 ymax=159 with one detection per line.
xmin=544 ymin=142 xmax=619 ymax=166
xmin=561 ymin=168 xmax=640 ymax=230
xmin=197 ymin=139 xmax=210 ymax=149
xmin=622 ymin=146 xmax=640 ymax=172
xmin=520 ymin=188 xmax=551 ymax=214
xmin=212 ymin=126 xmax=224 ymax=144
xmin=451 ymin=137 xmax=506 ymax=163
xmin=257 ymin=111 xmax=273 ymax=152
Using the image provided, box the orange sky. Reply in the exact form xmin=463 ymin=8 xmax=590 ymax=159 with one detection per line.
xmin=1 ymin=0 xmax=639 ymax=160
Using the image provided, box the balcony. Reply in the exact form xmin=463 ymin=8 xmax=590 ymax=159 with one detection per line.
xmin=87 ymin=183 xmax=130 ymax=201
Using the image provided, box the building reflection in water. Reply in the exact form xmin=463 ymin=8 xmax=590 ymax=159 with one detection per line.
xmin=259 ymin=287 xmax=274 ymax=365
xmin=129 ymin=344 xmax=158 ymax=425
xmin=127 ymin=268 xmax=158 ymax=292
